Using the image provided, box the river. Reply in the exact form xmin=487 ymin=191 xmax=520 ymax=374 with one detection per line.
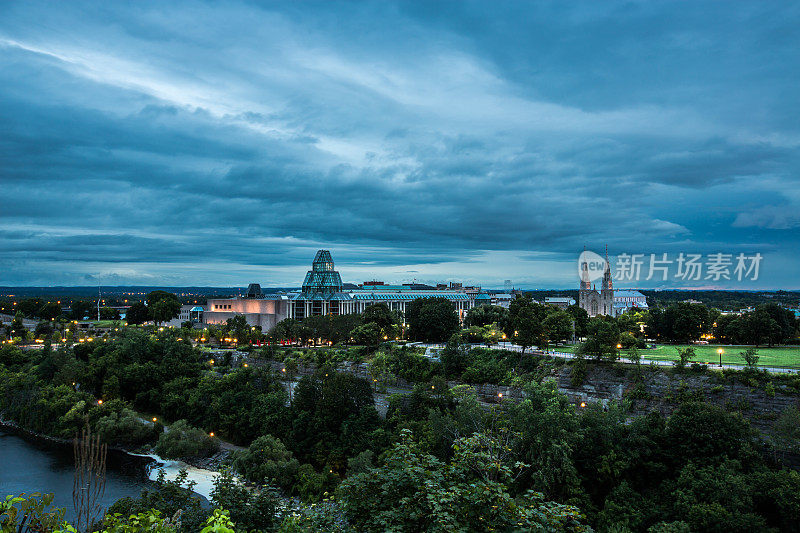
xmin=0 ymin=429 xmax=213 ymax=524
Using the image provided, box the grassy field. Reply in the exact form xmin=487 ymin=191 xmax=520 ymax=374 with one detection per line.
xmin=78 ymin=320 xmax=121 ymax=328
xmin=553 ymin=344 xmax=800 ymax=369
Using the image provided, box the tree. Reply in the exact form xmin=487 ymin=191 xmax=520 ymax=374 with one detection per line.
xmin=146 ymin=291 xmax=178 ymax=308
xmin=17 ymin=298 xmax=45 ymax=318
xmin=34 ymin=321 xmax=55 ymax=339
xmin=464 ymin=305 xmax=508 ymax=328
xmin=99 ymin=307 xmax=120 ymax=320
xmin=460 ymin=325 xmax=490 ymax=344
xmin=647 ymin=303 xmax=711 ymax=343
xmin=11 ymin=311 xmax=27 ymax=339
xmin=269 ymin=318 xmax=300 ymax=344
xmin=154 ymin=420 xmax=219 ymax=459
xmin=740 ymin=347 xmax=759 ymax=369
xmin=578 ymin=317 xmax=620 ymax=362
xmin=504 ymin=295 xmax=544 ymax=355
xmin=231 ymin=435 xmax=299 ymax=490
xmin=543 ymin=309 xmax=573 ymax=345
xmin=406 ymin=297 xmax=460 ymax=343
xmin=146 ymin=291 xmax=181 ymax=326
xmin=150 ymin=299 xmax=180 ymax=326
xmin=225 ymin=315 xmax=250 ymax=344
xmin=361 ymin=303 xmax=395 ymax=331
xmin=742 ymin=308 xmax=781 ymax=347
xmin=70 ymin=300 xmax=94 ymax=321
xmin=757 ymin=303 xmax=798 ymax=344
xmin=210 ymin=469 xmax=278 ymax=532
xmin=351 ymin=322 xmax=382 ymax=348
xmin=566 ymin=304 xmax=589 ymax=338
xmin=627 ymin=346 xmax=641 ymax=366
xmin=664 ymin=402 xmax=756 ymax=464
xmin=676 ymin=346 xmax=695 ymax=369
xmin=38 ymin=302 xmax=62 ymax=321
xmin=338 ymin=428 xmax=590 ymax=532
xmin=125 ymin=301 xmax=149 ymax=325
xmin=289 ymin=372 xmax=379 ymax=469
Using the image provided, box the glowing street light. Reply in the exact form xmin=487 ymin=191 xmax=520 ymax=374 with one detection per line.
xmin=718 ymin=348 xmax=724 ymax=368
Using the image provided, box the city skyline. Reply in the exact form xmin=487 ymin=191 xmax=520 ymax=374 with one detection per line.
xmin=1 ymin=2 xmax=799 ymax=289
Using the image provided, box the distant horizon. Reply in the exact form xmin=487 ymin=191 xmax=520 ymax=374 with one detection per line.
xmin=1 ymin=285 xmax=799 ymax=293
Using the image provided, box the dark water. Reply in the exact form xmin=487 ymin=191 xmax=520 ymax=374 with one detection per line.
xmin=0 ymin=429 xmax=153 ymax=524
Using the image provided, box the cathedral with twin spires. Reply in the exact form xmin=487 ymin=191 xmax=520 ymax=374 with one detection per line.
xmin=578 ymin=248 xmax=614 ymax=317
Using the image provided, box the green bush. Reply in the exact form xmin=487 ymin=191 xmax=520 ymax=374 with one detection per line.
xmin=231 ymin=435 xmax=299 ymax=490
xmin=570 ymin=357 xmax=587 ymax=387
xmin=154 ymin=420 xmax=219 ymax=459
xmin=95 ymin=407 xmax=156 ymax=447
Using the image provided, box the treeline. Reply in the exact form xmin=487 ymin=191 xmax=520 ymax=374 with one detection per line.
xmin=648 ymin=302 xmax=799 ymax=345
xmin=3 ymin=331 xmax=800 ymax=531
xmin=640 ymin=289 xmax=800 ymax=310
xmin=0 ymin=290 xmax=185 ymax=325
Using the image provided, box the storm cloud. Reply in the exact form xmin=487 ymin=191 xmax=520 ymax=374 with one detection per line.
xmin=0 ymin=1 xmax=798 ymax=288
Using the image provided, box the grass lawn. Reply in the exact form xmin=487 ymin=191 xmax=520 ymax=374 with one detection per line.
xmin=551 ymin=344 xmax=800 ymax=369
xmin=81 ymin=320 xmax=121 ymax=328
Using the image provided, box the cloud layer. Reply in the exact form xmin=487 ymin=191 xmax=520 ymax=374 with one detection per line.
xmin=1 ymin=1 xmax=798 ymax=288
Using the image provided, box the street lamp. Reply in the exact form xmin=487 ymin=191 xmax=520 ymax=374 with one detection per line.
xmin=718 ymin=348 xmax=723 ymax=368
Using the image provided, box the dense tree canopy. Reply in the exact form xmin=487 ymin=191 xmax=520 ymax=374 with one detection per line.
xmin=125 ymin=301 xmax=149 ymax=325
xmin=406 ymin=297 xmax=460 ymax=343
xmin=464 ymin=304 xmax=508 ymax=328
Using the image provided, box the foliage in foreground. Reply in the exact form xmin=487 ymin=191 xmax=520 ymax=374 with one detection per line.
xmin=337 ymin=428 xmax=590 ymax=532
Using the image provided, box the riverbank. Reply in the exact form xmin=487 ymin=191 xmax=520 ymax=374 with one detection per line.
xmin=0 ymin=428 xmax=152 ymax=525
xmin=0 ymin=417 xmax=225 ymax=501
xmin=0 ymin=418 xmax=155 ymax=476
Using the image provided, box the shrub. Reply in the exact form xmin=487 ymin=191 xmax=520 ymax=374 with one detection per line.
xmin=570 ymin=356 xmax=587 ymax=387
xmin=740 ymin=347 xmax=759 ymax=368
xmin=154 ymin=420 xmax=219 ymax=459
xmin=231 ymin=435 xmax=299 ymax=490
xmin=94 ymin=407 xmax=156 ymax=447
xmin=675 ymin=347 xmax=695 ymax=369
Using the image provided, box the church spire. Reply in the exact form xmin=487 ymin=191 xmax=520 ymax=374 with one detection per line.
xmin=579 ymin=245 xmax=591 ymax=291
xmin=602 ymin=244 xmax=613 ymax=292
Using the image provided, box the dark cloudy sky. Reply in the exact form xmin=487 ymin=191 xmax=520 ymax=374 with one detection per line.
xmin=1 ymin=1 xmax=798 ymax=289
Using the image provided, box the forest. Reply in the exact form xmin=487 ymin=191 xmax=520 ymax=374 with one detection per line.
xmin=2 ymin=308 xmax=800 ymax=531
